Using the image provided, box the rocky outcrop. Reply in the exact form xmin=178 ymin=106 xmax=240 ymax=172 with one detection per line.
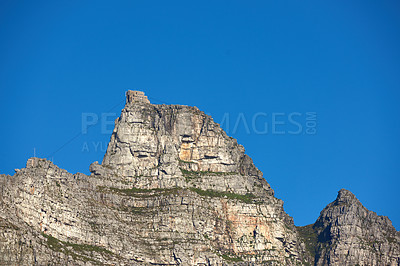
xmin=297 ymin=189 xmax=400 ymax=266
xmin=313 ymin=189 xmax=400 ymax=265
xmin=0 ymin=91 xmax=304 ymax=265
xmin=0 ymin=91 xmax=398 ymax=265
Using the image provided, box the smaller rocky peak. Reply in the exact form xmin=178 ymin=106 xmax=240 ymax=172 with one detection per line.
xmin=334 ymin=188 xmax=359 ymax=205
xmin=126 ymin=90 xmax=150 ymax=104
xmin=312 ymin=189 xmax=400 ymax=265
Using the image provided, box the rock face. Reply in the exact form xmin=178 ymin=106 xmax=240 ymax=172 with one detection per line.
xmin=0 ymin=91 xmax=398 ymax=265
xmin=312 ymin=189 xmax=400 ymax=265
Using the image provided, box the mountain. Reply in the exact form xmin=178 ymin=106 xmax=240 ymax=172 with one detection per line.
xmin=0 ymin=91 xmax=398 ymax=265
xmin=313 ymin=189 xmax=399 ymax=265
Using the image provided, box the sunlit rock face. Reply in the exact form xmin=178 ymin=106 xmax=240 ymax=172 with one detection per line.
xmin=0 ymin=91 xmax=398 ymax=265
xmin=102 ymin=98 xmax=260 ymax=187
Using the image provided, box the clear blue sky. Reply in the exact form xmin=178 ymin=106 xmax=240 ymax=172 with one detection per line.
xmin=1 ymin=0 xmax=399 ymax=229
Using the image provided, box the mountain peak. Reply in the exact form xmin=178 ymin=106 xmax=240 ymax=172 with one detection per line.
xmin=0 ymin=91 xmax=398 ymax=265
xmin=334 ymin=188 xmax=358 ymax=204
xmin=312 ymin=189 xmax=400 ymax=265
xmin=101 ymin=93 xmax=269 ymax=196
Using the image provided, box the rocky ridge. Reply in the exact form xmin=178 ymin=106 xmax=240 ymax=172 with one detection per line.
xmin=0 ymin=91 xmax=398 ymax=265
xmin=313 ymin=189 xmax=399 ymax=265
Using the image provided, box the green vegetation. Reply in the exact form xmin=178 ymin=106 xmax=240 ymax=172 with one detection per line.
xmin=178 ymin=158 xmax=194 ymax=164
xmin=67 ymin=242 xmax=113 ymax=255
xmin=130 ymin=206 xmax=147 ymax=214
xmin=213 ymin=250 xmax=243 ymax=262
xmin=180 ymin=168 xmax=201 ymax=181
xmin=43 ymin=233 xmax=63 ymax=252
xmin=98 ymin=184 xmax=258 ymax=204
xmin=97 ymin=186 xmax=181 ymax=198
xmin=42 ymin=232 xmax=112 ymax=254
xmin=180 ymin=168 xmax=238 ymax=182
xmin=220 ymin=254 xmax=243 ymax=262
xmin=297 ymin=224 xmax=318 ymax=259
xmin=41 ymin=233 xmax=113 ymax=263
xmin=189 ymin=187 xmax=256 ymax=204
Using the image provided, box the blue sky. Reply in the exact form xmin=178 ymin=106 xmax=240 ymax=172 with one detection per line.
xmin=1 ymin=0 xmax=399 ymax=229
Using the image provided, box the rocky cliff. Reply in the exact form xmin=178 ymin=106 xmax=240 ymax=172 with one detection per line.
xmin=312 ymin=189 xmax=400 ymax=265
xmin=0 ymin=91 xmax=398 ymax=265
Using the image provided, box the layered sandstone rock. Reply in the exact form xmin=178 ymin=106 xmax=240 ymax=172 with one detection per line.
xmin=0 ymin=91 xmax=398 ymax=265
